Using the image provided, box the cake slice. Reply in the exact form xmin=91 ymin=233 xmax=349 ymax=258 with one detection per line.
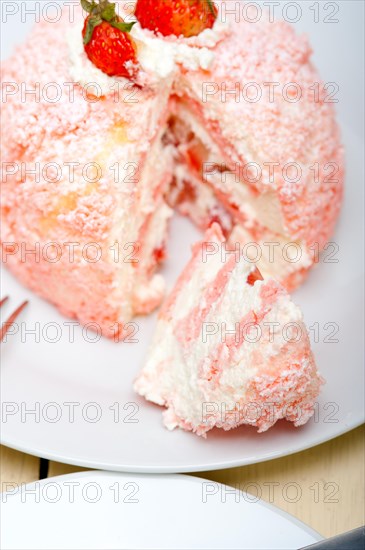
xmin=135 ymin=223 xmax=323 ymax=436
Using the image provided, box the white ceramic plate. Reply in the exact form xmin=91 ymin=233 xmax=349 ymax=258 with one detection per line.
xmin=0 ymin=471 xmax=322 ymax=550
xmin=1 ymin=2 xmax=364 ymax=473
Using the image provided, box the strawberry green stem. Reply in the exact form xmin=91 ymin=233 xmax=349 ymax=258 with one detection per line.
xmin=80 ymin=0 xmax=135 ymax=44
xmin=206 ymin=0 xmax=217 ymax=18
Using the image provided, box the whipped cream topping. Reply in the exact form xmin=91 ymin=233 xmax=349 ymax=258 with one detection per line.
xmin=67 ymin=26 xmax=124 ymax=97
xmin=130 ymin=17 xmax=228 ymax=82
xmin=67 ymin=10 xmax=228 ymax=95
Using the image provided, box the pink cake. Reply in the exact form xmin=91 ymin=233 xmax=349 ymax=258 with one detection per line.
xmin=1 ymin=6 xmax=174 ymax=338
xmin=1 ymin=1 xmax=344 ymax=335
xmin=135 ymin=223 xmax=323 ymax=436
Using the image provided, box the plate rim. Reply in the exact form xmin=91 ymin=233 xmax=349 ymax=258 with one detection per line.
xmin=1 ymin=421 xmax=363 ymax=474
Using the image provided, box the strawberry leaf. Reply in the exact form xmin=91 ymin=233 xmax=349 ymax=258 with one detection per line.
xmin=101 ymin=2 xmax=116 ymax=21
xmin=80 ymin=0 xmax=95 ymax=14
xmin=110 ymin=20 xmax=136 ymax=33
xmin=83 ymin=15 xmax=102 ymax=44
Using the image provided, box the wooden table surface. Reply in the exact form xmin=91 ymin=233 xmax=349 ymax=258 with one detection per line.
xmin=1 ymin=425 xmax=364 ymax=539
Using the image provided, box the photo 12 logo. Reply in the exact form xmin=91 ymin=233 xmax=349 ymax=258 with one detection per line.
xmin=201 ymin=400 xmax=340 ymax=426
xmin=200 ymin=240 xmax=340 ymax=266
xmin=201 ymin=479 xmax=340 ymax=504
xmin=210 ymin=1 xmax=340 ymax=25
xmin=1 ymin=480 xmax=140 ymax=504
xmin=1 ymin=80 xmax=140 ymax=103
xmin=1 ymin=1 xmax=80 ymax=24
xmin=1 ymin=401 xmax=140 ymax=424
xmin=201 ymin=80 xmax=339 ymax=104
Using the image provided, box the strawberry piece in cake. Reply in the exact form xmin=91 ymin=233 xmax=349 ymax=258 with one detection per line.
xmin=135 ymin=224 xmax=323 ymax=436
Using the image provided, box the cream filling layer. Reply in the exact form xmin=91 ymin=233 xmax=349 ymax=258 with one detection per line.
xmin=104 ymin=119 xmax=174 ymax=317
xmin=169 ymin=107 xmax=313 ymax=280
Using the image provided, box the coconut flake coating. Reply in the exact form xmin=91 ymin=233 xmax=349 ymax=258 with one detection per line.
xmin=1 ymin=9 xmax=173 ymax=337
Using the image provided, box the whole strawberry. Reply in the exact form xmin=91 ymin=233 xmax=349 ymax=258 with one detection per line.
xmin=81 ymin=0 xmax=137 ymax=78
xmin=135 ymin=0 xmax=218 ymax=38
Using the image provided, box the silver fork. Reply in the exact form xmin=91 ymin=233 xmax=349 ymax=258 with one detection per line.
xmin=0 ymin=297 xmax=29 ymax=342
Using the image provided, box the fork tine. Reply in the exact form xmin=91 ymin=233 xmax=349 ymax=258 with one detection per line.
xmin=0 ymin=296 xmax=9 ymax=307
xmin=0 ymin=300 xmax=29 ymax=342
